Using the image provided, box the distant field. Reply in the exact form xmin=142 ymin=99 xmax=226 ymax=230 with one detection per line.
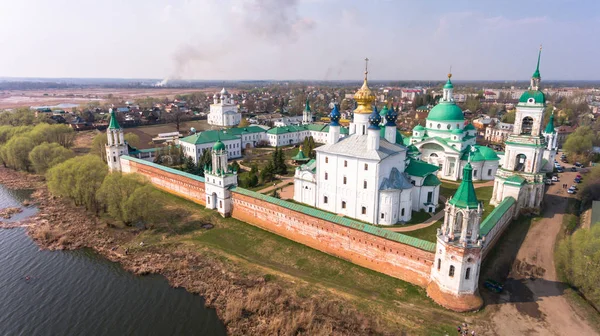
xmin=0 ymin=87 xmax=224 ymax=109
xmin=125 ymin=120 xmax=212 ymax=149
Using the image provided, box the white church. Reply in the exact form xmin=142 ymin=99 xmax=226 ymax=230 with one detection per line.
xmin=294 ymin=63 xmax=442 ymax=225
xmin=207 ymin=88 xmax=241 ymax=127
xmin=407 ymin=74 xmax=500 ymax=181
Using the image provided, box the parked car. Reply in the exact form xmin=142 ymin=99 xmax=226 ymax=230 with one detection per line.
xmin=552 ymin=176 xmax=559 ymax=182
xmin=545 ymin=179 xmax=553 ymax=185
xmin=484 ymin=279 xmax=504 ymax=293
xmin=576 ymin=174 xmax=582 ymax=179
xmin=570 ymin=167 xmax=577 ymax=172
xmin=575 ymin=178 xmax=582 ymax=183
xmin=557 ymin=168 xmax=564 ymax=173
xmin=575 ymin=162 xmax=583 ymax=167
xmin=571 ymin=185 xmax=578 ymax=190
xmin=568 ymin=188 xmax=576 ymax=194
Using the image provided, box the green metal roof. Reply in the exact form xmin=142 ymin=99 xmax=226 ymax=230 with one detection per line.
xmin=504 ymin=175 xmax=526 ymax=186
xmin=460 ymin=145 xmax=499 ymax=162
xmin=427 ymin=102 xmax=464 ymax=122
xmin=413 ymin=124 xmax=425 ymax=131
xmin=120 ymin=155 xmax=205 ymax=183
xmin=108 ymin=109 xmax=121 ymax=129
xmin=213 ymin=140 xmax=225 ymax=151
xmin=464 ymin=123 xmax=475 ymax=130
xmin=226 ymin=126 xmax=266 ymax=135
xmin=306 ymin=124 xmax=326 ymax=131
xmin=519 ymin=90 xmax=545 ymax=104
xmin=544 ymin=113 xmax=555 ymax=133
xmin=266 ymin=125 xmax=306 ymax=135
xmin=231 ymin=187 xmax=436 ymax=252
xmin=405 ymin=158 xmax=439 ymax=177
xmin=479 ymin=197 xmax=516 ymax=236
xmin=443 ymin=77 xmax=454 ymax=89
xmin=451 ymin=128 xmax=464 ymax=134
xmin=448 ymin=162 xmax=479 ymax=209
xmin=422 ymin=174 xmax=441 ymax=186
xmin=179 ymin=130 xmax=239 ymax=145
xmin=532 ymin=47 xmax=542 ymax=79
xmin=403 ymin=136 xmax=412 ymax=146
xmin=292 ymin=148 xmax=309 ymax=161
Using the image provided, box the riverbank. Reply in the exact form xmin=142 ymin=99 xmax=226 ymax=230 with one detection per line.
xmin=0 ymin=168 xmax=393 ymax=335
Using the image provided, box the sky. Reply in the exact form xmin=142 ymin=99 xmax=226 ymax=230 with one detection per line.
xmin=1 ymin=0 xmax=599 ymax=81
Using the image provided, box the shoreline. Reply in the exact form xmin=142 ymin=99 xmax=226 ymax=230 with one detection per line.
xmin=0 ymin=167 xmax=387 ymax=336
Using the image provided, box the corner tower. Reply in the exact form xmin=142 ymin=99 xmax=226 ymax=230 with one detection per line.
xmin=427 ymin=157 xmax=484 ymax=312
xmin=204 ymin=140 xmax=238 ymax=217
xmin=105 ymin=108 xmax=128 ymax=172
xmin=491 ymin=47 xmax=546 ymax=212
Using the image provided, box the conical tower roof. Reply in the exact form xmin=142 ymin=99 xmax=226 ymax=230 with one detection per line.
xmin=532 ymin=46 xmax=542 ymax=79
xmin=108 ymin=108 xmax=121 ymax=129
xmin=545 ymin=111 xmax=555 ymax=133
xmin=448 ymin=161 xmax=479 ymax=209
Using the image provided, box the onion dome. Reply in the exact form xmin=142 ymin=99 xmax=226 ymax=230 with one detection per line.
xmin=329 ymin=104 xmax=341 ymax=126
xmin=413 ymin=124 xmax=425 ymax=131
xmin=220 ymin=88 xmax=228 ymax=95
xmin=451 ymin=128 xmax=464 ymax=134
xmin=354 ymin=60 xmax=376 ymax=114
xmin=368 ymin=106 xmax=382 ymax=130
xmin=385 ymin=104 xmax=398 ymax=127
xmin=213 ymin=140 xmax=225 ymax=151
xmin=464 ymin=123 xmax=476 ymax=131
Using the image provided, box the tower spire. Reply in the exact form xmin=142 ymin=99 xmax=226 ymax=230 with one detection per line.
xmin=532 ymin=45 xmax=542 ymax=79
xmin=364 ymin=57 xmax=369 ymax=82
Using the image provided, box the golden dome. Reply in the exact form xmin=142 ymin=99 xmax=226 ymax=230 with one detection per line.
xmin=354 ymin=59 xmax=376 ymax=114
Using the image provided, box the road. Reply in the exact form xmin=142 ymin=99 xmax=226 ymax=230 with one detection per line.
xmin=488 ymin=154 xmax=598 ymax=335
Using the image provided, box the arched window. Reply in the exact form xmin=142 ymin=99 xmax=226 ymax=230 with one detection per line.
xmin=437 ymin=259 xmax=441 ymax=270
xmin=401 ymin=208 xmax=405 ymax=216
xmin=449 ymin=265 xmax=455 ymax=277
xmin=454 ymin=212 xmax=463 ymax=234
xmin=325 ymin=157 xmax=329 ymax=163
xmin=341 ymin=201 xmax=346 ymax=209
xmin=515 ymin=154 xmax=527 ymax=172
xmin=465 ymin=267 xmax=471 ymax=280
xmin=447 ymin=124 xmax=451 ymax=130
xmin=521 ymin=117 xmax=533 ymax=135
xmin=437 ymin=124 xmax=441 ymax=129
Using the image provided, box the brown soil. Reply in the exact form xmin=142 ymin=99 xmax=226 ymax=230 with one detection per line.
xmin=484 ymin=157 xmax=600 ymax=336
xmin=0 ymin=167 xmax=43 ymax=189
xmin=15 ymin=184 xmax=391 ymax=335
xmin=0 ymin=207 xmax=22 ymax=219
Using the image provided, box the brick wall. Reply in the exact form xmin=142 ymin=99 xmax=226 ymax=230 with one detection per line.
xmin=231 ymin=192 xmax=435 ymax=286
xmin=124 ymin=158 xmax=206 ymax=206
xmin=121 ymin=156 xmax=435 ymax=287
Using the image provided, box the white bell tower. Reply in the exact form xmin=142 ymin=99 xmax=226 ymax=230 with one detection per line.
xmin=302 ymin=99 xmax=313 ymax=125
xmin=105 ymin=108 xmax=128 ymax=172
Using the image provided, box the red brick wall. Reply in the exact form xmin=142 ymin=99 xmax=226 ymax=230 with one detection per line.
xmin=126 ymin=160 xmax=206 ymax=206
xmin=124 ymin=158 xmax=435 ymax=287
xmin=231 ymin=192 xmax=435 ymax=287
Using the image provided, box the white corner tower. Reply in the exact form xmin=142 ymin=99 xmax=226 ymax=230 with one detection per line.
xmin=204 ymin=139 xmax=238 ymax=217
xmin=427 ymin=157 xmax=484 ymax=312
xmin=105 ymin=108 xmax=128 ymax=172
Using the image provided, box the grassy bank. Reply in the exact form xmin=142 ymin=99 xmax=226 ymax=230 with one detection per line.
xmin=128 ymin=189 xmax=467 ymax=334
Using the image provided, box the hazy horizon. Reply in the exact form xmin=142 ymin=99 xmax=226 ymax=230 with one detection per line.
xmin=2 ymin=0 xmax=599 ymax=81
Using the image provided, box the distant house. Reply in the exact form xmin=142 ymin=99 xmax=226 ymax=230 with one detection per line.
xmin=484 ymin=91 xmax=497 ymax=100
xmin=556 ymin=125 xmax=575 ymax=149
xmin=116 ymin=107 xmax=130 ymax=113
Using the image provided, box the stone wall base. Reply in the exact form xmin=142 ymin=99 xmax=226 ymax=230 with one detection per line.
xmin=426 ymin=281 xmax=483 ymax=312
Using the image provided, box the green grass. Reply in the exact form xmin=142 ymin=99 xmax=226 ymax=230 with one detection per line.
xmin=402 ymin=220 xmax=442 ymax=243
xmin=440 ymin=182 xmax=458 ymax=199
xmin=405 ymin=210 xmax=432 ymax=225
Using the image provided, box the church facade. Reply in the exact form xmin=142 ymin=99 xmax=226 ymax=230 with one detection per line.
xmin=294 ymin=64 xmax=441 ymax=225
xmin=207 ymin=88 xmax=241 ymax=127
xmin=407 ymin=75 xmax=500 ymax=181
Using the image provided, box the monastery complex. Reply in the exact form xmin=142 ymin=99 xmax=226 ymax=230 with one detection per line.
xmin=105 ymin=49 xmax=559 ymax=311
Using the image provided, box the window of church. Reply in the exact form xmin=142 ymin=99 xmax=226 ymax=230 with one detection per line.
xmin=343 ymin=176 xmax=347 ymax=184
xmin=344 ymin=160 xmax=347 ymax=167
xmin=449 ymin=265 xmax=455 ymax=277
xmin=325 ymin=172 xmax=328 ymax=180
xmin=465 ymin=267 xmax=471 ymax=280
xmin=473 ymin=170 xmax=477 ymax=177
xmin=380 ymin=213 xmax=384 ymax=219
xmin=325 ymin=157 xmax=329 ymax=163
xmin=363 ymin=180 xmax=367 ymax=189
xmin=364 ymin=163 xmax=368 ymax=170
xmin=447 ymin=124 xmax=451 ymax=130
xmin=401 ymin=208 xmax=405 ymax=216
xmin=324 ymin=196 xmax=328 ymax=204
xmin=488 ymin=168 xmax=492 ymax=176
xmin=361 ymin=207 xmax=367 ymax=215
xmin=341 ymin=201 xmax=346 ymax=209
xmin=437 ymin=259 xmax=441 ymax=270
xmin=437 ymin=124 xmax=441 ymax=129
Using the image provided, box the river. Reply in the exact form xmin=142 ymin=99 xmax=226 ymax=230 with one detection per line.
xmin=0 ymin=186 xmax=226 ymax=336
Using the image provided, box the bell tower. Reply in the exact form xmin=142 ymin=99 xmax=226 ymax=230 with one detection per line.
xmin=427 ymin=158 xmax=484 ymax=312
xmin=105 ymin=108 xmax=128 ymax=172
xmin=302 ymin=99 xmax=313 ymax=124
xmin=491 ymin=46 xmax=546 ymax=212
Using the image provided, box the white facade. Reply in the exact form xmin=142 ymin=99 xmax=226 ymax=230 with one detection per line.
xmin=204 ymin=144 xmax=238 ymax=217
xmin=208 ymin=88 xmax=241 ymax=127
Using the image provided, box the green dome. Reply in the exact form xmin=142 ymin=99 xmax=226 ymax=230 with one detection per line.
xmin=451 ymin=128 xmax=464 ymax=134
xmin=443 ymin=78 xmax=454 ymax=89
xmin=413 ymin=124 xmax=425 ymax=131
xmin=427 ymin=102 xmax=464 ymax=122
xmin=519 ymin=90 xmax=545 ymax=104
xmin=477 ymin=146 xmax=500 ymax=161
xmin=464 ymin=123 xmax=475 ymax=130
xmin=460 ymin=145 xmax=499 ymax=162
xmin=423 ymin=174 xmax=441 ymax=186
xmin=213 ymin=140 xmax=225 ymax=151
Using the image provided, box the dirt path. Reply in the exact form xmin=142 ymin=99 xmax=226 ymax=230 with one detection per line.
xmin=488 ymin=161 xmax=598 ymax=335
